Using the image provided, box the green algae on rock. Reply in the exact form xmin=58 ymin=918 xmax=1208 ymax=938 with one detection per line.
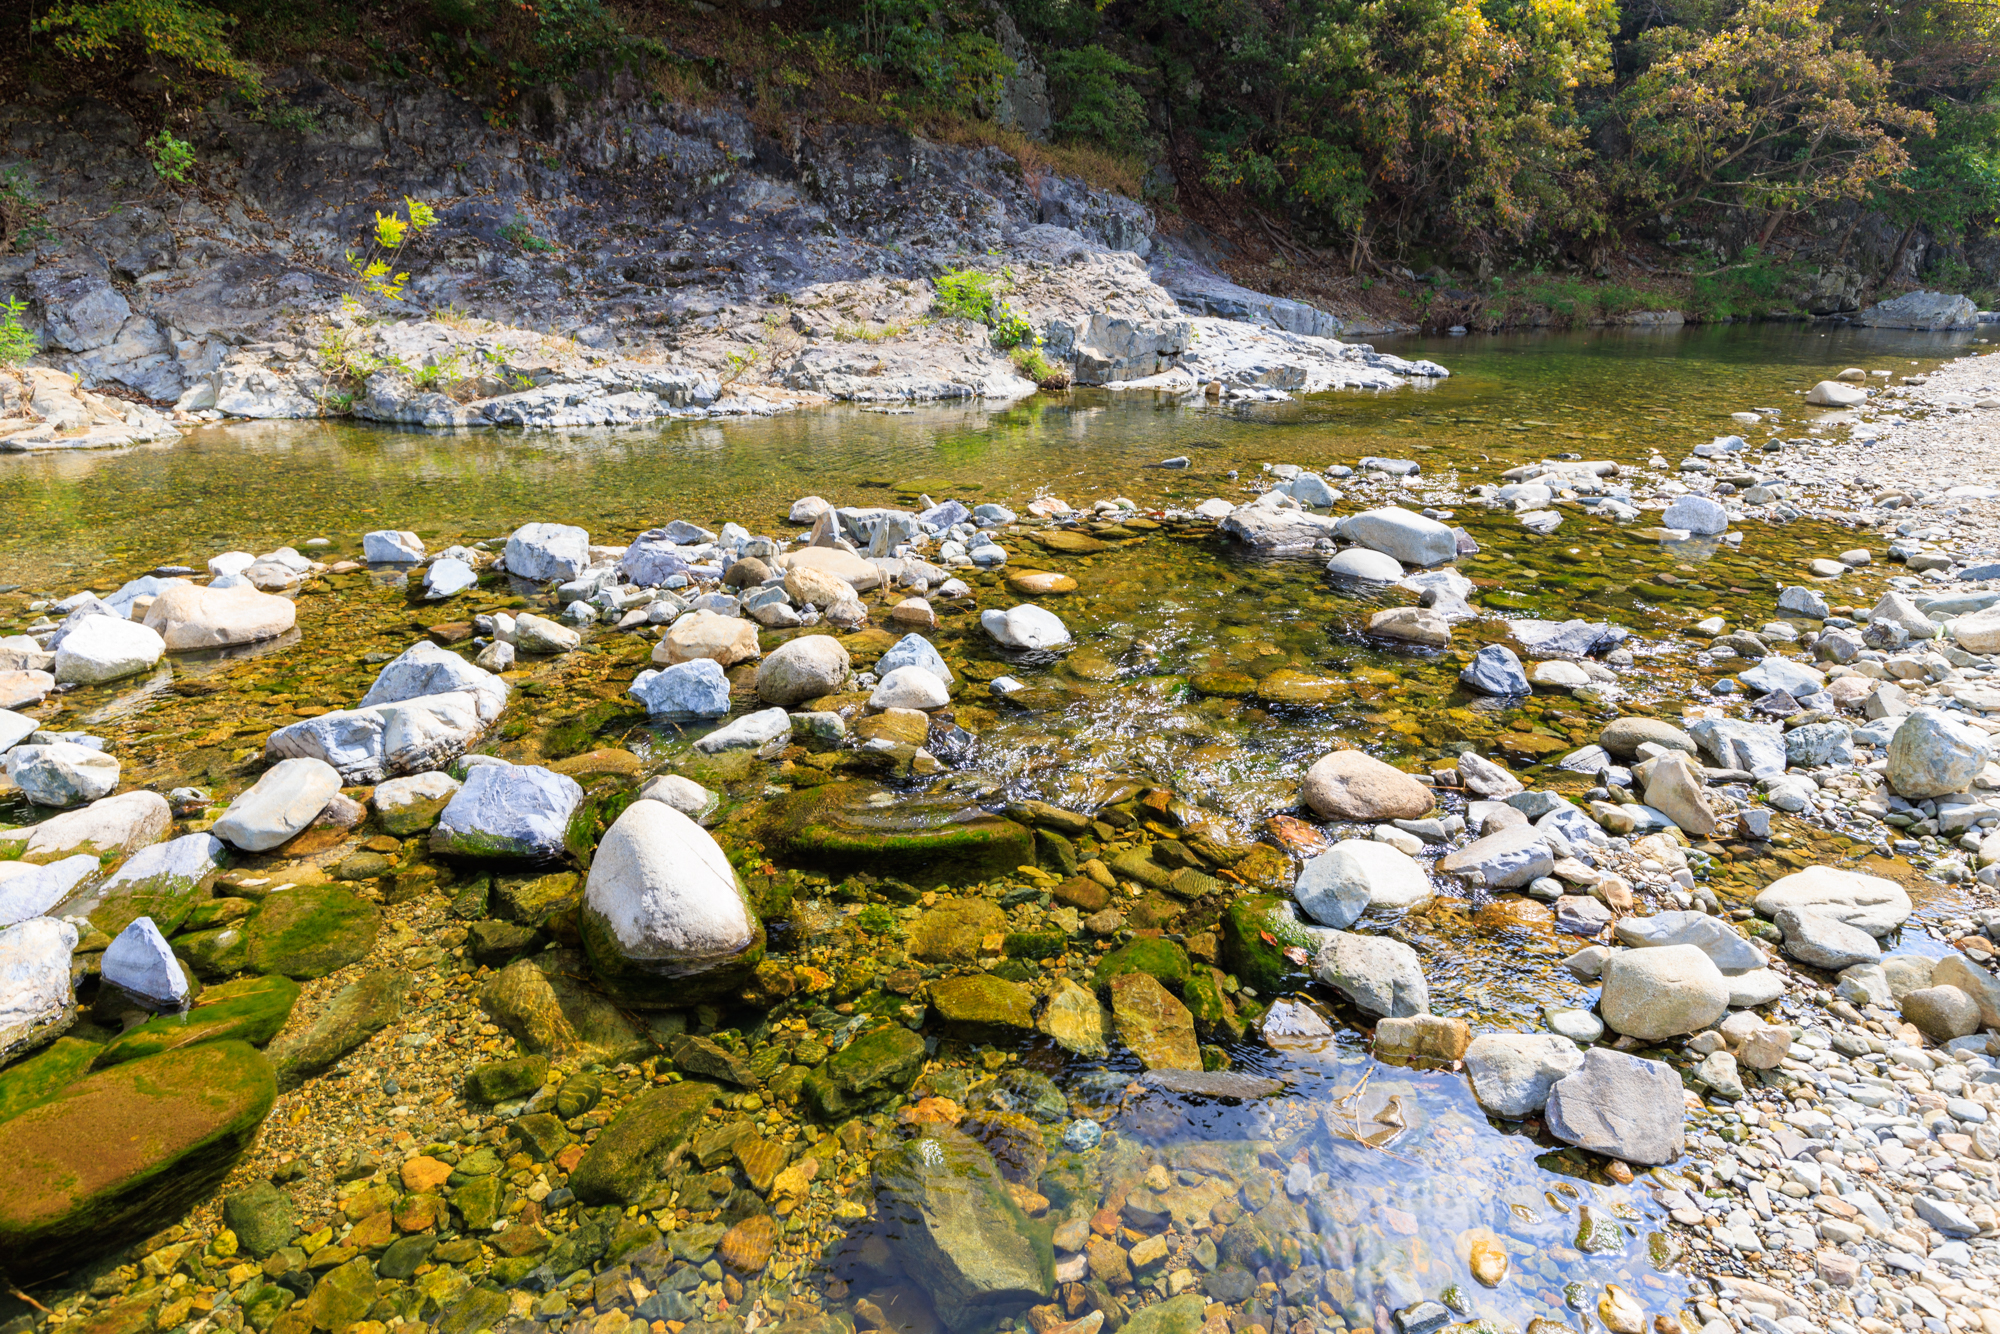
xmin=568 ymin=1080 xmax=719 ymax=1204
xmin=243 ymin=884 xmax=382 ymax=979
xmin=803 ymin=1024 xmax=927 ymax=1120
xmin=761 ymin=782 xmax=1035 ymax=886
xmin=93 ymin=973 xmax=300 ymax=1067
xmin=1093 ymin=936 xmax=1193 ymax=993
xmin=929 ymin=974 xmax=1036 ymax=1037
xmin=0 ymin=1035 xmax=103 ymax=1123
xmin=872 ymin=1127 xmax=1054 ymax=1329
xmin=265 ymin=968 xmax=405 ymax=1091
xmin=1220 ymin=895 xmax=1322 ymax=996
xmin=0 ymin=1040 xmax=276 ymax=1282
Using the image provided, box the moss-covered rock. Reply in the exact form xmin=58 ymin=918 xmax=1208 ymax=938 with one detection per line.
xmin=761 ymin=783 xmax=1034 ymax=887
xmin=1093 ymin=937 xmax=1191 ymax=994
xmin=929 ymin=974 xmax=1035 ymax=1037
xmin=1219 ymin=895 xmax=1320 ymax=996
xmin=243 ymin=885 xmax=380 ymax=979
xmin=464 ymin=1053 xmax=550 ymax=1104
xmin=94 ymin=974 xmax=300 ymax=1068
xmin=222 ymin=1180 xmax=298 ymax=1259
xmin=491 ymin=871 xmax=580 ymax=925
xmin=264 ymin=969 xmax=405 ymax=1091
xmin=873 ymin=1127 xmax=1053 ymax=1328
xmin=0 ymin=1041 xmax=276 ymax=1282
xmin=568 ymin=1081 xmax=719 ymax=1205
xmin=177 ymin=925 xmax=251 ymax=979
xmin=0 ymin=1035 xmax=102 ymax=1122
xmin=479 ymin=953 xmax=655 ymax=1066
xmin=802 ymin=1024 xmax=926 ymax=1120
xmin=909 ymin=898 xmax=1007 ymax=964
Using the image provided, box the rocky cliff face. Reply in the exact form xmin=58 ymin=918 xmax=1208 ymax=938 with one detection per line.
xmin=0 ymin=65 xmax=1438 ymax=447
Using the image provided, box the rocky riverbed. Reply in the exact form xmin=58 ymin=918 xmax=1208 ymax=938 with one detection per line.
xmin=9 ymin=338 xmax=2000 ymax=1334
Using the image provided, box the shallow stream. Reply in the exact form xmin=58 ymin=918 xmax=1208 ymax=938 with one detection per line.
xmin=1 ymin=321 xmax=1989 ymax=1334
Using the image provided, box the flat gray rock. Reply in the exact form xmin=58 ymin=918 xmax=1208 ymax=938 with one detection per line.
xmin=1464 ymin=1032 xmax=1585 ymax=1118
xmin=1544 ymin=1047 xmax=1685 ymax=1165
xmin=1614 ymin=910 xmax=1766 ymax=974
xmin=695 ymin=707 xmax=791 ymax=754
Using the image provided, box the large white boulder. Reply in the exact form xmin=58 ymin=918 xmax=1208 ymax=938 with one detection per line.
xmin=1753 ymin=865 xmax=1910 ymax=937
xmin=142 ymin=583 xmax=297 ymax=651
xmin=630 ymin=659 xmax=732 ymax=717
xmin=870 ymin=665 xmax=950 ymax=711
xmin=52 ymin=616 xmax=165 ymax=684
xmin=264 ymin=691 xmax=487 ymax=784
xmin=1337 ymin=507 xmax=1457 ymax=567
xmin=981 ymin=605 xmax=1071 ymax=650
xmin=359 ymin=640 xmax=509 ymax=723
xmin=0 ymin=916 xmax=78 ymax=1061
xmin=503 ymin=522 xmax=591 ymax=582
xmin=212 ymin=757 xmax=343 ymax=852
xmin=1886 ymin=708 xmax=1991 ymax=798
xmin=580 ymin=801 xmax=763 ymax=1004
xmin=0 ymin=856 xmax=100 ymax=927
xmin=5 ymin=742 xmax=121 ymax=806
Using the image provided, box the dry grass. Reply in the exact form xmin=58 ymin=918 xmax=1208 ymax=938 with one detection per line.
xmin=923 ymin=117 xmax=1145 ymax=200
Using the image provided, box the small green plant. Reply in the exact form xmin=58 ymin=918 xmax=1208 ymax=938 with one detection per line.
xmin=0 ymin=296 xmax=39 ymax=364
xmin=259 ymin=104 xmax=321 ymax=136
xmin=410 ymin=351 xmax=469 ymax=393
xmin=500 ymin=218 xmax=556 ymax=252
xmin=933 ymin=267 xmax=1035 ymax=349
xmin=146 ymin=130 xmax=196 ymax=185
xmin=1011 ymin=343 xmax=1065 ymax=388
xmin=344 ymin=196 xmax=438 ymax=302
xmin=855 ymin=904 xmax=898 ymax=934
xmin=1 ymin=168 xmax=54 ymax=251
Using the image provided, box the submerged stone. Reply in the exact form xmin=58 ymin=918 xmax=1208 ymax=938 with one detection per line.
xmin=762 ymin=783 xmax=1034 ymax=886
xmin=244 ymin=884 xmax=380 ymax=979
xmin=872 ymin=1128 xmax=1054 ymax=1329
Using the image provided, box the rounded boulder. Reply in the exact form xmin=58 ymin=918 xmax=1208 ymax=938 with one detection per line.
xmin=1598 ymin=944 xmax=1729 ymax=1041
xmin=1294 ymin=839 xmax=1432 ymax=929
xmin=756 ymin=635 xmax=851 ymax=706
xmin=1302 ymin=750 xmax=1433 ymax=822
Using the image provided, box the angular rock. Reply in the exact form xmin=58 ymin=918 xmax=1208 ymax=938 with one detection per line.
xmin=1313 ymin=931 xmax=1428 ymax=1017
xmin=873 ymin=1129 xmax=1053 ymax=1330
xmin=580 ymin=801 xmax=764 ymax=1006
xmin=1739 ymin=656 xmax=1826 ymax=697
xmin=803 ymin=1025 xmax=927 ymax=1119
xmin=371 ymin=771 xmax=461 ymax=836
xmin=18 ymin=789 xmax=170 ymax=863
xmin=878 ymin=633 xmax=955 ymax=683
xmin=514 ymin=612 xmax=580 ymax=655
xmin=1460 ymin=645 xmax=1530 ymax=696
xmin=1438 ymin=826 xmax=1552 ymax=889
xmin=695 ymin=707 xmax=792 ymax=753
xmin=6 ymin=742 xmax=121 ymax=806
xmin=1887 ymin=708 xmax=1991 ymax=798
xmin=1038 ymin=978 xmax=1109 ymax=1057
xmin=264 ymin=691 xmax=487 ymax=784
xmin=1339 ymin=507 xmax=1457 ymax=566
xmin=359 ymin=640 xmax=509 ymax=723
xmin=1613 ymin=911 xmax=1763 ymax=974
xmin=1464 ymin=1033 xmax=1586 ymax=1118
xmin=1773 ymin=907 xmax=1880 ymax=969
xmin=430 ymin=764 xmax=582 ymax=862
xmin=1294 ymin=840 xmax=1431 ymax=928
xmin=1372 ymin=1014 xmax=1469 ymax=1064
xmin=1110 ymin=972 xmax=1201 ymax=1070
xmin=0 ymin=856 xmax=102 ymax=927
xmin=1688 ymin=717 xmax=1787 ymax=780
xmin=568 ymin=1080 xmax=719 ymax=1205
xmin=630 ymin=658 xmax=732 ymax=718
xmin=503 ymin=522 xmax=591 ymax=582
xmin=1544 ymin=1047 xmax=1685 ymax=1165
xmin=100 ymin=917 xmax=189 ymax=1010
xmin=362 ymin=530 xmax=425 ymax=563
xmin=212 ymin=757 xmax=342 ymax=852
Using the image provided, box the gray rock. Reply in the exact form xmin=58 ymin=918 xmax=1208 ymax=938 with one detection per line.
xmin=1598 ymin=944 xmax=1729 ymax=1040
xmin=872 ymin=666 xmax=950 ymax=710
xmin=1337 ymin=507 xmax=1457 ymax=566
xmin=0 ymin=916 xmax=78 ymax=1061
xmin=430 ymin=764 xmax=583 ymax=862
xmin=1555 ymin=895 xmax=1613 ymax=935
xmin=1774 ymin=907 xmax=1881 ymax=969
xmin=1436 ymin=826 xmax=1552 ymax=889
xmin=1695 ymin=1050 xmax=1745 ymax=1099
xmin=695 ymin=707 xmax=792 ymax=754
xmin=1776 ymin=585 xmax=1830 ymax=619
xmin=100 ymin=916 xmax=189 ymax=1010
xmin=1887 ymin=708 xmax=1991 ymax=798
xmin=359 ymin=640 xmax=509 ymax=723
xmin=1460 ymin=645 xmax=1530 ymax=696
xmin=1294 ymin=840 xmax=1431 ymax=928
xmin=33 ymin=262 xmax=131 ymax=351
xmin=1901 ymin=985 xmax=1981 ymax=1043
xmin=1600 ymin=717 xmax=1696 ymax=758
xmin=503 ymin=522 xmax=591 ymax=582
xmin=629 ymin=659 xmax=731 ymax=718
xmin=1738 ymin=656 xmax=1826 ymax=697
xmin=1689 ymin=716 xmax=1788 ymax=779
xmin=1934 ymin=954 xmax=2000 ymax=1028
xmin=1913 ymin=1194 xmax=1979 ymax=1237
xmin=423 ymin=558 xmax=478 ymax=600
xmin=362 ymin=530 xmax=425 ymax=563
xmin=515 ymin=612 xmax=581 ymax=654
xmin=1279 ymin=473 xmax=1338 ymax=507
xmin=756 ymin=635 xmax=851 ymax=706
xmin=1544 ymin=1047 xmax=1686 ymax=1165
xmin=264 ymin=691 xmax=487 ymax=784
xmin=1312 ymin=931 xmax=1428 ymax=1017
xmin=211 ymin=757 xmax=342 ymax=852
xmin=637 ymin=774 xmax=717 ymax=820
xmin=1663 ymin=495 xmax=1729 ymax=535
xmin=620 ymin=531 xmax=692 ymax=587
xmin=1511 ymin=619 xmax=1625 ymax=658
xmin=1219 ymin=497 xmax=1341 ymax=553
xmin=1613 ymin=911 xmax=1764 ymax=974
xmin=52 ymin=616 xmax=165 ymax=685
xmin=1326 ymin=548 xmax=1405 ymax=583
xmin=878 ymin=633 xmax=955 ymax=683
xmin=1785 ymin=722 xmax=1854 ymax=768
xmin=1853 ymin=290 xmax=1979 ymax=331
xmin=1464 ymin=1032 xmax=1586 ymax=1117
xmin=0 ymin=855 xmax=101 ymax=927
xmin=1754 ymin=865 xmax=1910 ymax=936
xmin=1870 ymin=591 xmax=1938 ymax=639
xmin=980 ymin=605 xmax=1071 ymax=650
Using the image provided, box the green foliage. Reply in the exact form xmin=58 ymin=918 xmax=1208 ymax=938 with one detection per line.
xmin=0 ymin=297 xmax=39 ymax=365
xmin=145 ymin=130 xmax=195 ymax=185
xmin=500 ymin=218 xmax=556 ymax=252
xmin=1687 ymin=247 xmax=1799 ymax=319
xmin=33 ymin=0 xmax=263 ymax=98
xmin=933 ymin=268 xmax=1034 ymax=348
xmin=837 ymin=0 xmax=1010 ymax=117
xmin=344 ymin=197 xmax=439 ymax=303
xmin=1011 ymin=343 xmax=1064 ymax=386
xmin=1045 ymin=46 xmax=1149 ymax=149
xmin=854 ymin=904 xmax=899 ymax=934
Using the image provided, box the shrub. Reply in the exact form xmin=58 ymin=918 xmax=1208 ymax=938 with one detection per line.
xmin=933 ymin=268 xmax=1035 ymax=348
xmin=0 ymin=297 xmax=39 ymax=364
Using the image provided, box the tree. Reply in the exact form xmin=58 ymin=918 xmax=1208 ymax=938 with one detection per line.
xmin=1614 ymin=0 xmax=1932 ymax=235
xmin=32 ymin=0 xmax=263 ymax=98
